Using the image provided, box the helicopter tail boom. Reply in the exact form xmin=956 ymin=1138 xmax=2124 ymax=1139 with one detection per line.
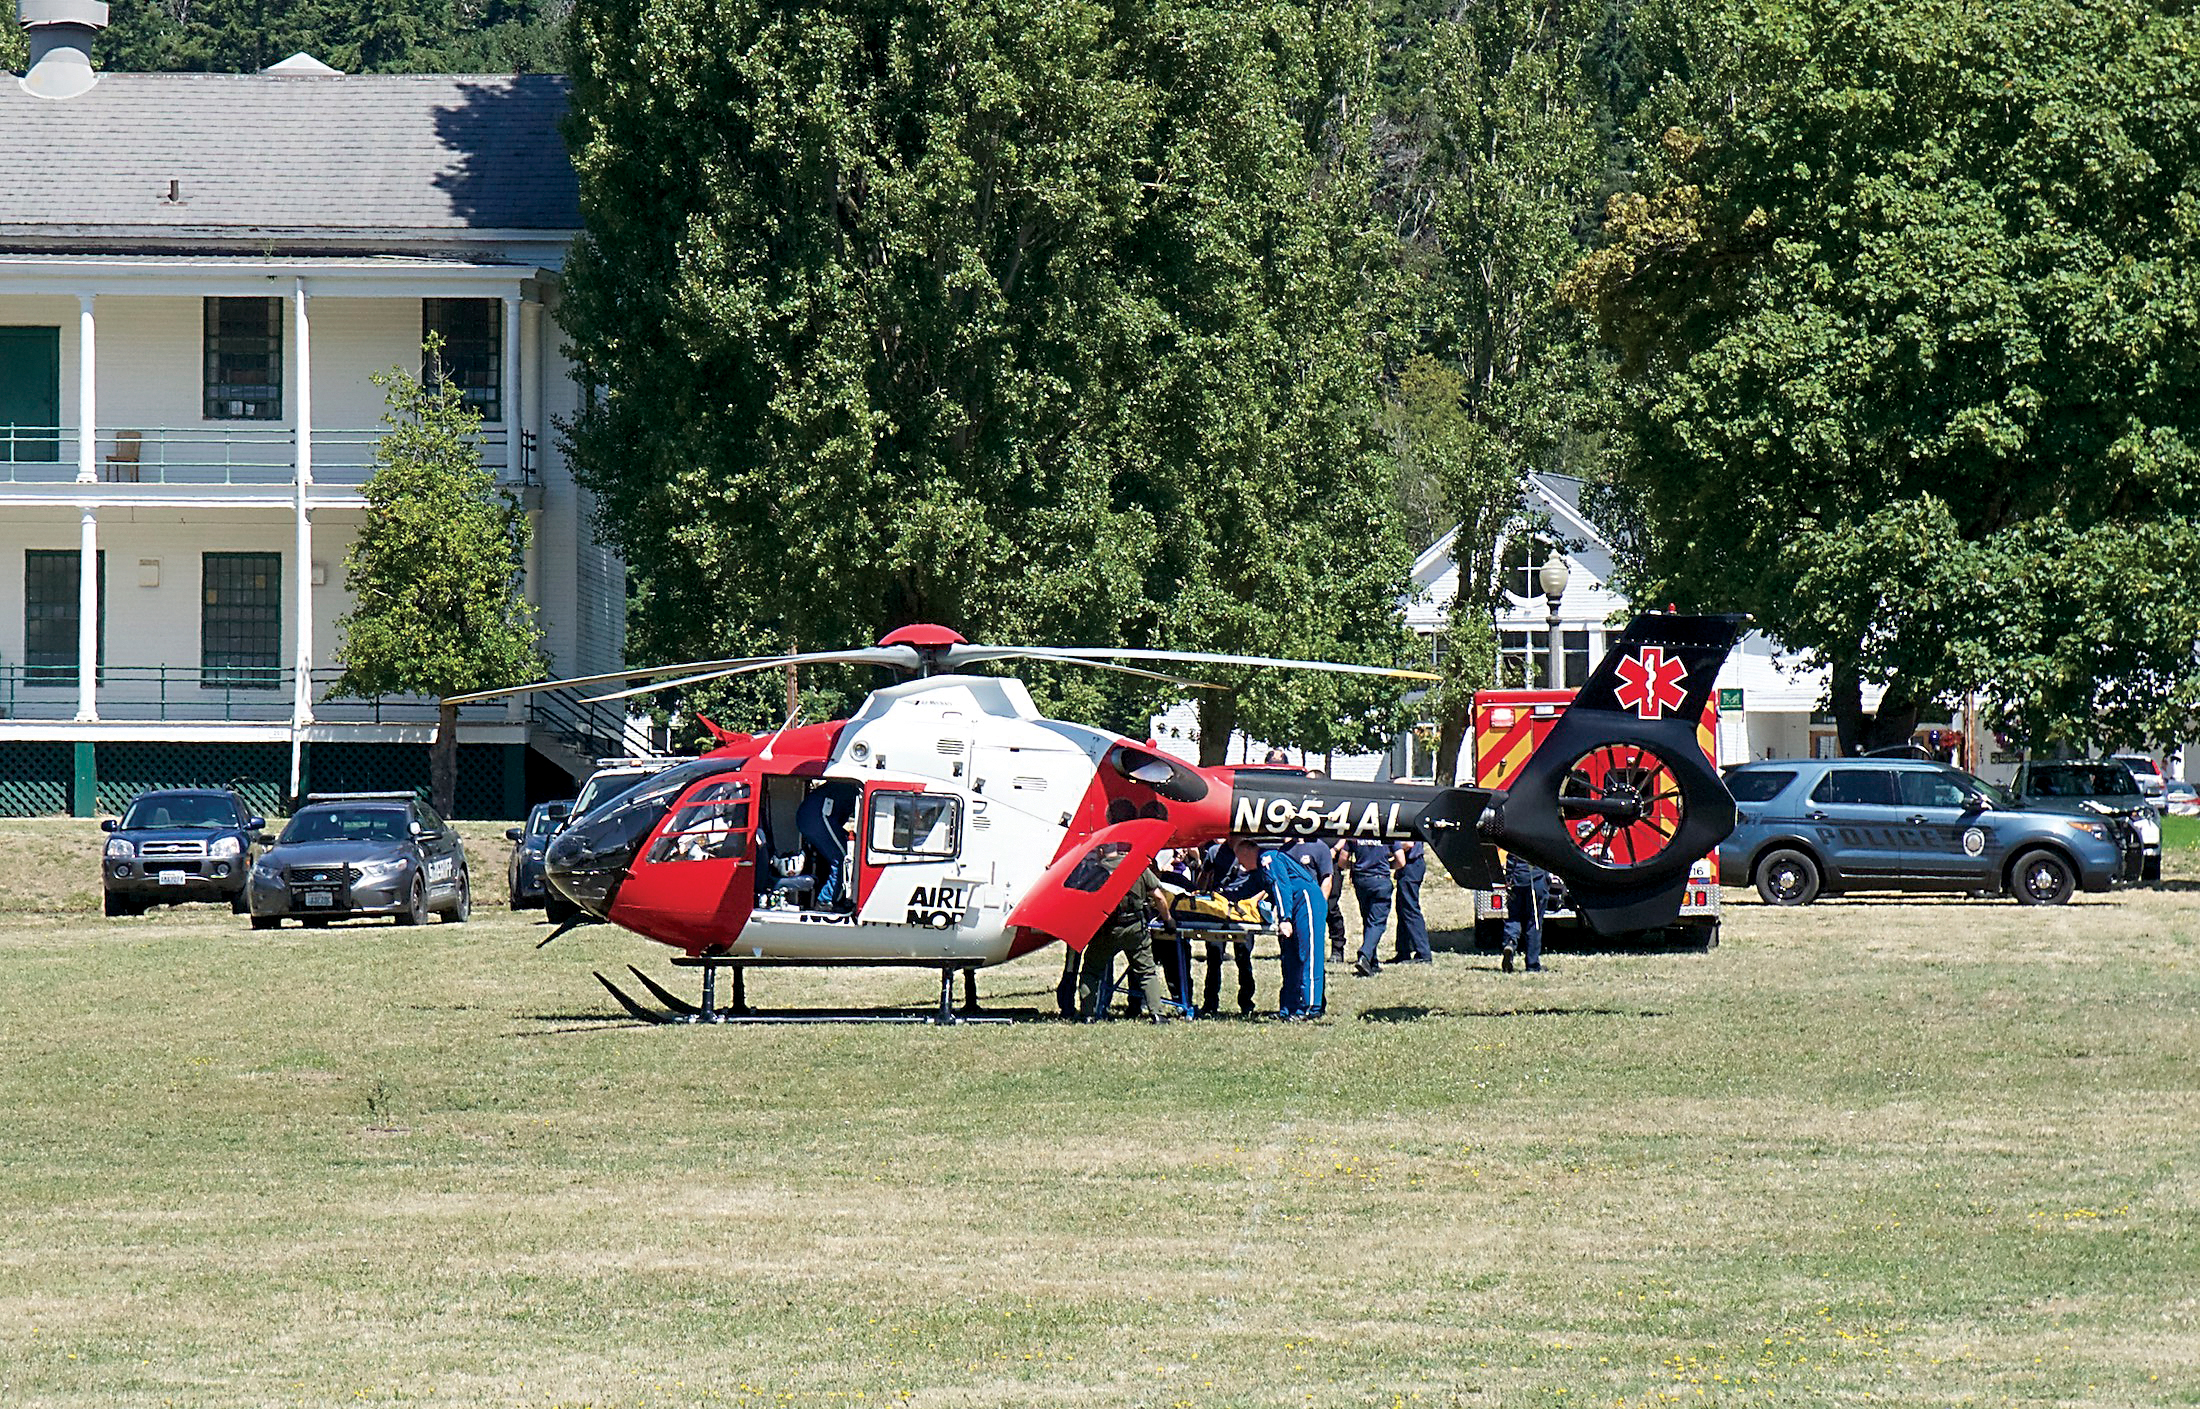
xmin=1220 ymin=613 xmax=1746 ymax=936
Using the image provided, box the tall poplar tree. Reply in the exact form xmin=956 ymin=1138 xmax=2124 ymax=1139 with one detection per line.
xmin=558 ymin=0 xmax=1415 ymax=748
xmin=1371 ymin=0 xmax=1629 ymax=778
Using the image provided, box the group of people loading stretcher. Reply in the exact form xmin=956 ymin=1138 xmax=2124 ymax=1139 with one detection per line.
xmin=1057 ymin=825 xmax=1430 ymax=1023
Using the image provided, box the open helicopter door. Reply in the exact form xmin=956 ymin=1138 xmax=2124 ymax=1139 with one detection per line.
xmin=855 ymin=782 xmax=970 ymax=926
xmin=1004 ymin=817 xmax=1175 ymax=951
xmin=605 ymin=774 xmax=760 ymax=952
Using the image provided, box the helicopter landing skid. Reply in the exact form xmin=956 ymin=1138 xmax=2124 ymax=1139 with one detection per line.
xmin=593 ymin=959 xmax=1010 ymax=1026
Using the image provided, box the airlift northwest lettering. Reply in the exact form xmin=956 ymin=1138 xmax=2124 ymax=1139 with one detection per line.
xmin=1232 ymin=795 xmax=1415 ymax=840
xmin=905 ymin=882 xmax=972 ymax=930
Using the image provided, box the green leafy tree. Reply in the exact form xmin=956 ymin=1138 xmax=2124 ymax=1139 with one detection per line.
xmin=1370 ymin=0 xmax=1627 ymax=779
xmin=98 ymin=0 xmax=566 ymax=73
xmin=559 ymin=0 xmax=1415 ymax=754
xmin=1566 ymin=0 xmax=2200 ymax=751
xmin=332 ymin=343 xmax=545 ymax=816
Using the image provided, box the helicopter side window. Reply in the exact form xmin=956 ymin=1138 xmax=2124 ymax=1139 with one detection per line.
xmin=867 ymin=791 xmax=960 ymax=863
xmin=646 ymin=780 xmax=754 ymax=864
xmin=1064 ymin=841 xmax=1133 ymax=893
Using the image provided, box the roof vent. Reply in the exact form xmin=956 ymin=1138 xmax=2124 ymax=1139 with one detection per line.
xmin=18 ymin=0 xmax=106 ymax=100
xmin=262 ymin=51 xmax=341 ymax=75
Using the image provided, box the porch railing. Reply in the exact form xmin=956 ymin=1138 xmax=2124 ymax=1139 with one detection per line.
xmin=0 ymin=426 xmax=532 ymax=487
xmin=0 ymin=664 xmax=521 ymax=724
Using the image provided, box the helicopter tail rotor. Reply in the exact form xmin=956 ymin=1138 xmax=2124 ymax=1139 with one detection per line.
xmin=1485 ymin=613 xmax=1748 ymax=935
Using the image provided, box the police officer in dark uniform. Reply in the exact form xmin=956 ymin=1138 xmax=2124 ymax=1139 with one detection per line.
xmin=1348 ymin=838 xmax=1395 ymax=977
xmin=1077 ymin=863 xmax=1180 ymax=1021
xmin=1200 ymin=840 xmax=1261 ymax=1016
xmin=1501 ymin=848 xmax=1548 ymax=973
xmin=1389 ymin=839 xmax=1430 ymax=964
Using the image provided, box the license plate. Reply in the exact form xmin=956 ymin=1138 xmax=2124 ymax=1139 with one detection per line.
xmin=302 ymin=892 xmax=334 ymax=908
xmin=159 ymin=870 xmax=187 ymax=886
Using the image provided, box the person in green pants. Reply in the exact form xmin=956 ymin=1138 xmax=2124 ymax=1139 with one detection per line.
xmin=1077 ymin=864 xmax=1181 ymax=1022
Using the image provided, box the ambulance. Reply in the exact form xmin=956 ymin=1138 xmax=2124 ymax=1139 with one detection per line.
xmin=1469 ymin=687 xmax=1722 ymax=950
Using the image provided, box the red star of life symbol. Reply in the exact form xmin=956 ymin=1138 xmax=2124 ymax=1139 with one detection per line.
xmin=1614 ymin=646 xmax=1689 ymax=720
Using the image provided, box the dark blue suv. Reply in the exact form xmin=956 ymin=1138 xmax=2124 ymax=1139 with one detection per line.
xmin=101 ymin=788 xmax=266 ymax=916
xmin=1720 ymin=759 xmax=2144 ymax=907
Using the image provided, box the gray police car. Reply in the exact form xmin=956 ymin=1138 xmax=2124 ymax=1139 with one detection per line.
xmin=246 ymin=793 xmax=471 ymax=929
xmin=1720 ymin=758 xmax=2145 ymax=907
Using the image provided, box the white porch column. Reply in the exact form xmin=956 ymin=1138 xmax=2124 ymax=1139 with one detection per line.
xmin=75 ymin=294 xmax=95 ymax=484
xmin=502 ymin=293 xmax=521 ymax=481
xmin=75 ymin=506 xmax=97 ymax=721
xmin=292 ymin=279 xmax=315 ymax=730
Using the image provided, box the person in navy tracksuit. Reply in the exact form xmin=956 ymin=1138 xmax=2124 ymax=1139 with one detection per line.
xmin=1282 ymin=838 xmax=1333 ymax=1016
xmin=1235 ymin=840 xmax=1322 ymax=1018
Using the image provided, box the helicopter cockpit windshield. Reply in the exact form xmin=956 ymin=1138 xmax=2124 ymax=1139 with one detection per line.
xmin=544 ymin=758 xmax=746 ymax=917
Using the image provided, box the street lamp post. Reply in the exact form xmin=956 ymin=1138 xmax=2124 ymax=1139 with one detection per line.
xmin=1539 ymin=551 xmax=1570 ymax=690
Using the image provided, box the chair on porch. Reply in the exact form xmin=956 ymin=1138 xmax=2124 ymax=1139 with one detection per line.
xmin=103 ymin=429 xmax=141 ymax=482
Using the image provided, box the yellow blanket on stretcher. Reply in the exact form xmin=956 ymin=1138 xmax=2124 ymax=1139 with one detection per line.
xmin=1170 ymin=891 xmax=1264 ymax=925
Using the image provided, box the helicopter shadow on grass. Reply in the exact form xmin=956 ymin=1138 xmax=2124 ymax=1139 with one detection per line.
xmin=517 ymin=974 xmax=1066 ymax=1032
xmin=1428 ymin=924 xmax=1713 ymax=958
xmin=1358 ymin=1002 xmax=1669 ymax=1023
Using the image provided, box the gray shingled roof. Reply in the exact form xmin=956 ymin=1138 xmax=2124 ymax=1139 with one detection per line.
xmin=0 ymin=73 xmax=580 ymax=239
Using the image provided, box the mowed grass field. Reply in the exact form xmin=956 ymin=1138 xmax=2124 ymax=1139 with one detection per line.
xmin=2 ymin=819 xmax=2197 ymax=1408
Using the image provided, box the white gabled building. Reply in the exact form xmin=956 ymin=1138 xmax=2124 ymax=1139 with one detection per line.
xmin=0 ymin=1 xmax=630 ymax=817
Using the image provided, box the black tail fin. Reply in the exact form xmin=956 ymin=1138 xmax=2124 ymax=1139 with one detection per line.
xmin=1413 ymin=786 xmax=1499 ymax=890
xmin=1491 ymin=613 xmax=1747 ymax=936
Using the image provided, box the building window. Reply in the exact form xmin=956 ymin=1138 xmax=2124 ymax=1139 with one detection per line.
xmin=423 ymin=299 xmax=502 ymax=421
xmin=1497 ymin=628 xmax=1591 ymax=688
xmin=201 ymin=552 xmax=282 ymax=689
xmin=23 ymin=549 xmax=103 ymax=686
xmin=203 ymin=298 xmax=283 ymax=420
xmin=1501 ymin=533 xmax=1556 ymax=600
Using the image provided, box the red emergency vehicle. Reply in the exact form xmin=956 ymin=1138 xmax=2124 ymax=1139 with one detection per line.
xmin=1470 ymin=687 xmax=1722 ymax=949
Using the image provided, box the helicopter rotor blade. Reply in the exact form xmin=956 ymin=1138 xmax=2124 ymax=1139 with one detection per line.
xmin=948 ymin=647 xmax=1218 ymax=690
xmin=578 ymin=646 xmax=922 ymax=704
xmin=995 ymin=646 xmax=1439 ymax=682
xmin=443 ymin=654 xmax=791 ymax=706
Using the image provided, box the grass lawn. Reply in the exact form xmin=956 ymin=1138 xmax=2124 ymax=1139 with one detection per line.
xmin=2 ymin=819 xmax=2196 ymax=1407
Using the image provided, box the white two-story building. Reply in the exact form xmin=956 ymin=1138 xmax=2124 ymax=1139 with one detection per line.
xmin=0 ymin=0 xmax=629 ymax=817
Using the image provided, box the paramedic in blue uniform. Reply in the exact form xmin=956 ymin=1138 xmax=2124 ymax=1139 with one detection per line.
xmin=1348 ymin=838 xmax=1395 ymax=977
xmin=1501 ymin=848 xmax=1548 ymax=972
xmin=1283 ymin=838 xmax=1332 ymax=1016
xmin=1199 ymin=842 xmax=1260 ymax=1016
xmin=1233 ymin=839 xmax=1321 ymax=1019
xmin=1389 ymin=839 xmax=1430 ymax=963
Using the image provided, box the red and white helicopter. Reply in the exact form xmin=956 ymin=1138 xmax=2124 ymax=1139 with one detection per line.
xmin=451 ymin=614 xmax=1744 ymax=1022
